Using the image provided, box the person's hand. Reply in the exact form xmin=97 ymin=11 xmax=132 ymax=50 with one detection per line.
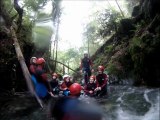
xmin=49 ymin=92 xmax=54 ymax=97
xmin=64 ymin=88 xmax=67 ymax=90
xmin=94 ymin=87 xmax=99 ymax=91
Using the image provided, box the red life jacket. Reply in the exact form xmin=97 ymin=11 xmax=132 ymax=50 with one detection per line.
xmin=96 ymin=73 xmax=108 ymax=88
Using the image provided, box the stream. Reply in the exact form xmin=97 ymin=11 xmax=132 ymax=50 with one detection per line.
xmin=0 ymin=86 xmax=159 ymax=120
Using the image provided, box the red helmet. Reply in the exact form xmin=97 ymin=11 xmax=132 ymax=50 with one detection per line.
xmin=90 ymin=75 xmax=95 ymax=80
xmin=36 ymin=58 xmax=45 ymax=65
xmin=98 ymin=65 xmax=104 ymax=72
xmin=52 ymin=73 xmax=58 ymax=78
xmin=69 ymin=83 xmax=82 ymax=96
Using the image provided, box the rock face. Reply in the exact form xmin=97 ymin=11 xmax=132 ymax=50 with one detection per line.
xmin=91 ymin=0 xmax=160 ymax=87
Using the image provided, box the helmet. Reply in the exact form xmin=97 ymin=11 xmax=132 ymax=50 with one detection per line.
xmin=90 ymin=75 xmax=95 ymax=80
xmin=36 ymin=58 xmax=45 ymax=65
xmin=63 ymin=74 xmax=70 ymax=81
xmin=98 ymin=65 xmax=104 ymax=72
xmin=52 ymin=73 xmax=58 ymax=78
xmin=69 ymin=83 xmax=82 ymax=96
xmin=30 ymin=57 xmax=37 ymax=64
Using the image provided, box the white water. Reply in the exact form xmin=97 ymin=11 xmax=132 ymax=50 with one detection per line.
xmin=113 ymin=88 xmax=160 ymax=120
xmin=1 ymin=86 xmax=159 ymax=120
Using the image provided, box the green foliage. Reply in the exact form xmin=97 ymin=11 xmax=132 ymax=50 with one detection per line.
xmin=93 ymin=56 xmax=103 ymax=67
xmin=135 ymin=20 xmax=147 ymax=31
xmin=23 ymin=0 xmax=48 ymax=12
xmin=83 ymin=20 xmax=101 ymax=55
xmin=129 ymin=37 xmax=144 ymax=77
xmin=105 ymin=44 xmax=114 ymax=54
xmin=98 ymin=9 xmax=121 ymax=37
xmin=107 ymin=60 xmax=122 ymax=78
xmin=37 ymin=12 xmax=51 ymax=20
xmin=3 ymin=0 xmax=17 ymax=19
xmin=56 ymin=48 xmax=82 ymax=74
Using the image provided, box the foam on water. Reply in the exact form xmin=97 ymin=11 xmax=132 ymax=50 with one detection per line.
xmin=115 ymin=88 xmax=160 ymax=120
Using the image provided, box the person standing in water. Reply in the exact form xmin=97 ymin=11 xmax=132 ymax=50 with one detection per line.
xmin=80 ymin=51 xmax=94 ymax=85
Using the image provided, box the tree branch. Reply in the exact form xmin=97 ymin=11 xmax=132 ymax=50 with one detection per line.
xmin=50 ymin=59 xmax=78 ymax=73
xmin=14 ymin=0 xmax=23 ymax=32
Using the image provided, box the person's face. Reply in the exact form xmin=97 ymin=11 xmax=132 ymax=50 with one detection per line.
xmin=98 ymin=70 xmax=103 ymax=74
xmin=65 ymin=77 xmax=70 ymax=82
xmin=32 ymin=58 xmax=37 ymax=64
xmin=52 ymin=76 xmax=56 ymax=80
xmin=89 ymin=78 xmax=94 ymax=83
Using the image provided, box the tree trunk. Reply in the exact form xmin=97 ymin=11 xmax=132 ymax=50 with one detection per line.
xmin=14 ymin=0 xmax=23 ymax=32
xmin=54 ymin=18 xmax=60 ymax=71
xmin=50 ymin=59 xmax=78 ymax=73
xmin=115 ymin=0 xmax=125 ymax=18
xmin=10 ymin=26 xmax=43 ymax=107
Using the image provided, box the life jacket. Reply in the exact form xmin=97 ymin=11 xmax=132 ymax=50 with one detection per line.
xmin=61 ymin=81 xmax=73 ymax=89
xmin=35 ymin=65 xmax=48 ymax=83
xmin=96 ymin=73 xmax=107 ymax=86
xmin=50 ymin=79 xmax=58 ymax=89
xmin=81 ymin=57 xmax=91 ymax=70
xmin=86 ymin=83 xmax=96 ymax=91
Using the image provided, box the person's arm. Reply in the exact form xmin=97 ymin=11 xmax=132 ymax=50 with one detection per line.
xmin=84 ymin=85 xmax=89 ymax=93
xmin=60 ymin=82 xmax=67 ymax=91
xmin=101 ymin=74 xmax=108 ymax=89
xmin=29 ymin=65 xmax=36 ymax=74
xmin=96 ymin=77 xmax=99 ymax=87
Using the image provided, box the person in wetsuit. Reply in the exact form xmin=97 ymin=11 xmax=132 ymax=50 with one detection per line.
xmin=80 ymin=52 xmax=93 ymax=85
xmin=95 ymin=65 xmax=108 ymax=97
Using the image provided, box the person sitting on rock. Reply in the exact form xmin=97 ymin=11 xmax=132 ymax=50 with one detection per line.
xmin=95 ymin=65 xmax=108 ymax=97
xmin=35 ymin=58 xmax=54 ymax=97
xmin=29 ymin=57 xmax=37 ymax=75
xmin=49 ymin=73 xmax=59 ymax=95
xmin=84 ymin=75 xmax=96 ymax=97
xmin=60 ymin=74 xmax=73 ymax=96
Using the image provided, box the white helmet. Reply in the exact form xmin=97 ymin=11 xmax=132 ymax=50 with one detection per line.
xmin=30 ymin=57 xmax=37 ymax=64
xmin=63 ymin=74 xmax=70 ymax=79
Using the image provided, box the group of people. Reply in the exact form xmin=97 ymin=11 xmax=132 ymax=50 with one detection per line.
xmin=29 ymin=57 xmax=82 ymax=98
xmin=29 ymin=52 xmax=108 ymax=99
xmin=29 ymin=54 xmax=107 ymax=120
xmin=80 ymin=52 xmax=108 ymax=97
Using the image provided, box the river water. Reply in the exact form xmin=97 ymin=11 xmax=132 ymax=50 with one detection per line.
xmin=0 ymin=86 xmax=159 ymax=120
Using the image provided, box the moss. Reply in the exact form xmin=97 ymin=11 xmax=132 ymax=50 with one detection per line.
xmin=104 ymin=44 xmax=114 ymax=54
xmin=107 ymin=60 xmax=122 ymax=78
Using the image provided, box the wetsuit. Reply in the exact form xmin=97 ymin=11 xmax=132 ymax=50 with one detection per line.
xmin=35 ymin=65 xmax=51 ymax=93
xmin=60 ymin=81 xmax=73 ymax=96
xmin=84 ymin=82 xmax=96 ymax=97
xmin=50 ymin=79 xmax=59 ymax=95
xmin=80 ymin=57 xmax=92 ymax=84
xmin=96 ymin=73 xmax=108 ymax=97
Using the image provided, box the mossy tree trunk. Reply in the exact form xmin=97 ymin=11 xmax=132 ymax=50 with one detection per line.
xmin=10 ymin=26 xmax=43 ymax=107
